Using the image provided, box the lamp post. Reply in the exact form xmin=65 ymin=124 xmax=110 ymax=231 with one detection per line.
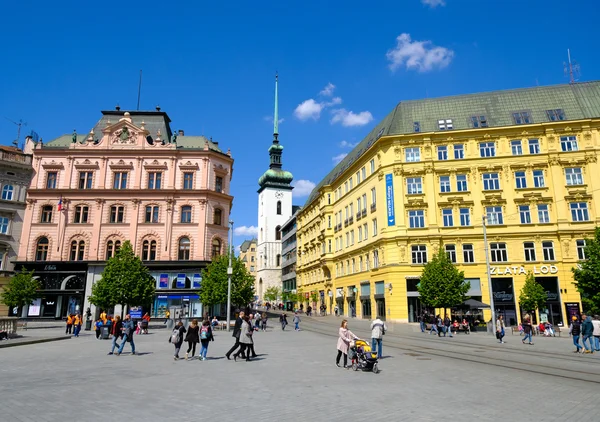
xmin=482 ymin=216 xmax=497 ymax=334
xmin=226 ymin=220 xmax=234 ymax=332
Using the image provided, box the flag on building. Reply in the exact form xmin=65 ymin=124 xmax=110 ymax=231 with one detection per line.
xmin=57 ymin=196 xmax=62 ymax=211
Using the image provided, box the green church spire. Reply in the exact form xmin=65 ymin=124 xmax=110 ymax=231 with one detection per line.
xmin=273 ymin=73 xmax=279 ymax=138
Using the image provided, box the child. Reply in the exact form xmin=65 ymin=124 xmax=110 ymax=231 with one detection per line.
xmin=95 ymin=319 xmax=103 ymax=339
xmin=199 ymin=320 xmax=214 ymax=361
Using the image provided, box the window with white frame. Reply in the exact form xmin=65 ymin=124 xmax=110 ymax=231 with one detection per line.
xmin=405 ymin=147 xmax=421 ymax=162
xmin=486 ymin=206 xmax=503 ymax=225
xmin=409 ymin=210 xmax=425 ymax=228
xmin=533 ymin=170 xmax=545 ymax=188
xmin=363 ymin=223 xmax=368 ymax=239
xmin=542 ymin=241 xmax=555 ymax=261
xmin=362 ymin=194 xmax=367 ymax=212
xmin=445 ymin=244 xmax=457 ymax=262
xmin=454 ymin=144 xmax=464 ymax=159
xmin=577 ymin=239 xmax=586 ymax=260
xmin=370 ymin=159 xmax=375 ymax=174
xmin=78 ymin=171 xmax=93 ymax=189
xmin=147 ymin=172 xmax=162 ymax=189
xmin=440 ymin=176 xmax=451 ymax=193
xmin=349 ymin=178 xmax=353 ymax=190
xmin=73 ymin=205 xmax=89 ymax=224
xmin=437 ymin=146 xmax=448 ymax=160
xmin=365 ymin=253 xmax=370 ymax=270
xmin=490 ymin=243 xmax=508 ymax=262
xmin=519 ymin=205 xmax=531 ymax=224
xmin=463 ymin=244 xmax=474 ymax=263
xmin=511 ymin=140 xmax=523 ymax=155
xmin=356 ymin=170 xmax=361 ymax=184
xmin=2 ymin=185 xmax=14 ymax=201
xmin=460 ymin=208 xmax=471 ymax=226
xmin=371 ymin=188 xmax=376 ymax=209
xmin=361 ymin=167 xmax=366 ymax=180
xmin=113 ymin=172 xmax=128 ymax=189
xmin=0 ymin=216 xmax=9 ymax=234
xmin=358 ymin=226 xmax=362 ymax=242
xmin=570 ymin=202 xmax=589 ymax=222
xmin=523 ymin=242 xmax=536 ymax=262
xmin=515 ymin=171 xmax=527 ymax=189
xmin=482 ymin=173 xmax=500 ymax=190
xmin=145 ymin=205 xmax=159 ymax=223
xmin=373 ymin=219 xmax=377 ymax=235
xmin=373 ymin=250 xmax=379 ymax=268
xmin=411 ymin=245 xmax=427 ymax=264
xmin=561 ymin=136 xmax=578 ymax=152
xmin=442 ymin=209 xmax=453 ymax=227
xmin=438 ymin=119 xmax=453 ymax=130
xmin=538 ymin=204 xmax=550 ymax=223
xmin=456 ymin=174 xmax=468 ymax=192
xmin=565 ymin=168 xmax=583 ymax=185
xmin=529 ymin=139 xmax=540 ymax=154
xmin=407 ymin=177 xmax=422 ymax=194
xmin=480 ymin=142 xmax=496 ymax=158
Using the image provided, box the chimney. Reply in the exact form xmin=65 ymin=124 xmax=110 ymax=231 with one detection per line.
xmin=178 ymin=130 xmax=184 ymax=136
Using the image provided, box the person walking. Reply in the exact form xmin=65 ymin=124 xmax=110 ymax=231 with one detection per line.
xmin=65 ymin=314 xmax=73 ymax=335
xmin=100 ymin=310 xmax=107 ymax=325
xmin=592 ymin=315 xmax=600 ymax=353
xmin=496 ymin=315 xmax=506 ymax=343
xmin=569 ymin=315 xmax=582 ymax=353
xmin=418 ymin=314 xmax=425 ymax=333
xmin=293 ymin=312 xmax=301 ymax=331
xmin=443 ymin=314 xmax=452 ymax=338
xmin=108 ymin=315 xmax=122 ymax=355
xmin=521 ymin=316 xmax=533 ymax=345
xmin=199 ymin=320 xmax=214 ymax=361
xmin=164 ymin=310 xmax=170 ymax=324
xmin=170 ymin=320 xmax=186 ymax=360
xmin=336 ymin=320 xmax=359 ymax=368
xmin=116 ymin=314 xmax=136 ymax=356
xmin=581 ymin=313 xmax=594 ymax=354
xmin=226 ymin=311 xmax=245 ymax=360
xmin=73 ymin=313 xmax=83 ymax=337
xmin=280 ymin=313 xmax=288 ymax=331
xmin=234 ymin=316 xmax=254 ymax=362
xmin=261 ymin=313 xmax=268 ymax=332
xmin=184 ymin=319 xmax=200 ymax=360
xmin=370 ymin=317 xmax=387 ymax=359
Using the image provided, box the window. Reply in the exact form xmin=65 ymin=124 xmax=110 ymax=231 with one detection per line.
xmin=145 ymin=206 xmax=159 ymax=223
xmin=445 ymin=244 xmax=457 ymax=263
xmin=361 ymin=167 xmax=366 ymax=180
xmin=46 ymin=172 xmax=58 ymax=189
xmin=482 ymin=173 xmax=500 ymax=190
xmin=328 ymin=239 xmax=332 ymax=253
xmin=215 ymin=176 xmax=223 ymax=192
xmin=454 ymin=144 xmax=464 ymax=159
xmin=78 ymin=171 xmax=93 ymax=189
xmin=486 ymin=206 xmax=503 ymax=225
xmin=438 ymin=119 xmax=453 ymax=130
xmin=405 ymin=147 xmax=421 ymax=162
xmin=372 ymin=219 xmax=378 ymax=236
xmin=407 ymin=177 xmax=422 ymax=194
xmin=524 ymin=242 xmax=536 ymax=262
xmin=276 ymin=254 xmax=281 ymax=267
xmin=470 ymin=115 xmax=488 ymax=128
xmin=142 ymin=240 xmax=157 ymax=261
xmin=106 ymin=240 xmax=121 ymax=260
xmin=365 ymin=253 xmax=370 ymax=270
xmin=371 ymin=188 xmax=376 ymax=210
xmin=183 ymin=172 xmax=194 ymax=189
xmin=456 ymin=174 xmax=468 ymax=192
xmin=370 ymin=159 xmax=375 ymax=174
xmin=546 ymin=109 xmax=565 ymax=121
xmin=561 ymin=136 xmax=578 ymax=152
xmin=411 ymin=245 xmax=427 ymax=264
xmin=463 ymin=244 xmax=474 ymax=263
xmin=40 ymin=205 xmax=53 ymax=223
xmin=490 ymin=243 xmax=508 ymax=262
xmin=350 ymin=230 xmax=355 ymax=245
xmin=577 ymin=240 xmax=587 ymax=260
xmin=363 ymin=223 xmax=368 ymax=239
xmin=2 ymin=185 xmax=14 ymax=201
xmin=529 ymin=139 xmax=540 ymax=154
xmin=113 ymin=172 xmax=128 ymax=189
xmin=515 ymin=171 xmax=527 ymax=189
xmin=178 ymin=237 xmax=191 ymax=260
xmin=480 ymin=142 xmax=496 ymax=157
xmin=358 ymin=226 xmax=362 ymax=242
xmin=36 ymin=237 xmax=49 ymax=261
xmin=110 ymin=205 xmax=124 ymax=223
xmin=74 ymin=205 xmax=89 ymax=223
xmin=519 ymin=205 xmax=531 ymax=224
xmin=276 ymin=201 xmax=282 ymax=215
xmin=275 ymin=226 xmax=281 ymax=240
xmin=439 ymin=176 xmax=451 ymax=193
xmin=147 ymin=172 xmax=162 ymax=189
xmin=349 ymin=178 xmax=353 ymax=190
xmin=460 ymin=208 xmax=471 ymax=226
xmin=413 ymin=121 xmax=421 ymax=132
xmin=511 ymin=140 xmax=522 ymax=155
xmin=570 ymin=202 xmax=589 ymax=222
xmin=533 ymin=170 xmax=545 ymax=188
xmin=70 ymin=240 xmax=85 ymax=261
xmin=565 ymin=168 xmax=583 ymax=186
xmin=437 ymin=146 xmax=448 ymax=160
xmin=409 ymin=210 xmax=425 ymax=228
xmin=214 ymin=209 xmax=222 ymax=225
xmin=180 ymin=206 xmax=192 ymax=223
xmin=542 ymin=241 xmax=555 ymax=261
xmin=0 ymin=217 xmax=9 ymax=234
xmin=538 ymin=204 xmax=550 ymax=223
xmin=356 ymin=170 xmax=361 ymax=185
xmin=373 ymin=250 xmax=380 ymax=268
xmin=442 ymin=209 xmax=453 ymax=227
xmin=512 ymin=111 xmax=532 ymax=125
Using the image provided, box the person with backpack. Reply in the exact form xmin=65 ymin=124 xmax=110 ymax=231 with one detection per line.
xmin=116 ymin=314 xmax=136 ymax=356
xmin=370 ymin=317 xmax=387 ymax=359
xmin=199 ymin=319 xmax=214 ymax=361
xmin=108 ymin=315 xmax=122 ymax=355
xmin=170 ymin=320 xmax=186 ymax=360
xmin=569 ymin=315 xmax=582 ymax=353
xmin=184 ymin=319 xmax=200 ymax=360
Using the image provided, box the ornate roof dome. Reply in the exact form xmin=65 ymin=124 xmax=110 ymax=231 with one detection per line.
xmin=258 ymin=168 xmax=293 ymax=188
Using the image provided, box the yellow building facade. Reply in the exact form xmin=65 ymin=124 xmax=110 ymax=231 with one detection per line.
xmin=239 ymin=238 xmax=257 ymax=277
xmin=296 ymin=82 xmax=600 ymax=326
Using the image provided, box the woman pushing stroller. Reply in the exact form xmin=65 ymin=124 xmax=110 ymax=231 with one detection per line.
xmin=336 ymin=319 xmax=359 ymax=368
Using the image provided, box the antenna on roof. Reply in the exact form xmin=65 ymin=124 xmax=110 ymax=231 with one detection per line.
xmin=4 ymin=117 xmax=27 ymax=148
xmin=564 ymin=49 xmax=581 ymax=84
xmin=137 ymin=70 xmax=142 ymax=110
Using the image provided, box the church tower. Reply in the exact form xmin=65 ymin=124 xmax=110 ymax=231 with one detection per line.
xmin=256 ymin=75 xmax=293 ymax=302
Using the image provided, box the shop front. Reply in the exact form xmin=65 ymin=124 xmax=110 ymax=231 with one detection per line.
xmin=374 ymin=281 xmax=385 ymax=320
xmin=492 ymin=278 xmax=517 ymax=327
xmin=347 ymin=286 xmax=356 ymax=317
xmin=335 ymin=287 xmax=344 ymax=316
xmin=536 ymin=276 xmax=564 ymax=326
xmin=406 ymin=276 xmax=424 ymax=323
xmin=151 ymin=271 xmax=203 ymax=319
xmin=360 ymin=282 xmax=371 ymax=320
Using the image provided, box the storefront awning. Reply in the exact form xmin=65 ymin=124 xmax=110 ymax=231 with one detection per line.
xmin=462 ymin=299 xmax=490 ymax=309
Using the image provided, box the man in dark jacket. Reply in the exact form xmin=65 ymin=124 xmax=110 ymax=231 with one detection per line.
xmin=570 ymin=315 xmax=582 ymax=353
xmin=581 ymin=313 xmax=594 ymax=354
xmin=225 ymin=311 xmax=245 ymax=360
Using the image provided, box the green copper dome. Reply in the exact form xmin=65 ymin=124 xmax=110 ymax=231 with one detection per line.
xmin=269 ymin=144 xmax=283 ymax=153
xmin=258 ymin=168 xmax=294 ymax=188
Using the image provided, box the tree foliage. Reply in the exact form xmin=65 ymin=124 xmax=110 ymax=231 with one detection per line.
xmin=417 ymin=250 xmax=470 ymax=308
xmin=310 ymin=291 xmax=319 ymax=304
xmin=263 ymin=286 xmax=281 ymax=303
xmin=573 ymin=227 xmax=600 ymax=315
xmin=0 ymin=267 xmax=41 ymax=309
xmin=518 ymin=271 xmax=547 ymax=314
xmin=89 ymin=241 xmax=155 ymax=311
xmin=198 ymin=254 xmax=255 ymax=309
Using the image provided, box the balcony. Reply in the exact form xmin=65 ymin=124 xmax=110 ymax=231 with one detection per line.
xmin=0 ymin=150 xmax=32 ymax=166
xmin=371 ymin=203 xmax=377 ymax=213
xmin=356 ymin=213 xmax=361 ymax=221
xmin=348 ymin=216 xmax=353 ymax=225
xmin=344 ymin=219 xmax=349 ymax=227
xmin=361 ymin=208 xmax=367 ymax=218
xmin=336 ymin=223 xmax=342 ymax=231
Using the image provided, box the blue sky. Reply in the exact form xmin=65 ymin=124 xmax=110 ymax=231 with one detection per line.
xmin=1 ymin=0 xmax=599 ymax=250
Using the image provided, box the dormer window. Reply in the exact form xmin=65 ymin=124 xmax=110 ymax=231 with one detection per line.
xmin=413 ymin=121 xmax=421 ymax=132
xmin=470 ymin=115 xmax=488 ymax=128
xmin=546 ymin=109 xmax=565 ymax=121
xmin=512 ymin=111 xmax=532 ymax=125
xmin=438 ymin=119 xmax=453 ymax=130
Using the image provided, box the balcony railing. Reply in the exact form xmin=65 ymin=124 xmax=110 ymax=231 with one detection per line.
xmin=371 ymin=203 xmax=377 ymax=212
xmin=344 ymin=219 xmax=349 ymax=227
xmin=348 ymin=216 xmax=353 ymax=225
xmin=0 ymin=151 xmax=32 ymax=165
xmin=361 ymin=208 xmax=367 ymax=218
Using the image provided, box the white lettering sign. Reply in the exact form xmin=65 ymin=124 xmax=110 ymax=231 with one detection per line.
xmin=489 ymin=264 xmax=558 ymax=276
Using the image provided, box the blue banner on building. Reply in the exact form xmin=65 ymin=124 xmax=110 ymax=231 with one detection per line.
xmin=159 ymin=274 xmax=169 ymax=288
xmin=385 ymin=173 xmax=395 ymax=226
xmin=130 ymin=306 xmax=142 ymax=319
xmin=193 ymin=273 xmax=202 ymax=288
xmin=176 ymin=273 xmax=186 ymax=288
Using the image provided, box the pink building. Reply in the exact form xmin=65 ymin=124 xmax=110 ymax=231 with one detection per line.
xmin=17 ymin=109 xmax=233 ymax=319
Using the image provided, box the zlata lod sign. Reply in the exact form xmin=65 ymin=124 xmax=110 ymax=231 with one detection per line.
xmin=489 ymin=265 xmax=559 ymax=276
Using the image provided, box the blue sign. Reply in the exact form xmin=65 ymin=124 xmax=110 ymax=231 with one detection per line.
xmin=193 ymin=273 xmax=202 ymax=288
xmin=176 ymin=273 xmax=186 ymax=288
xmin=130 ymin=307 xmax=142 ymax=319
xmin=159 ymin=274 xmax=169 ymax=288
xmin=385 ymin=173 xmax=395 ymax=226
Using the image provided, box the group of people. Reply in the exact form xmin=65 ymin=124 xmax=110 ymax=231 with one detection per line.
xmin=278 ymin=312 xmax=301 ymax=331
xmin=65 ymin=313 xmax=84 ymax=337
xmin=170 ymin=319 xmax=215 ymax=360
xmin=425 ymin=314 xmax=469 ymax=337
xmin=335 ymin=317 xmax=387 ymax=368
xmin=569 ymin=314 xmax=600 ymax=354
xmin=107 ymin=314 xmax=136 ymax=356
xmin=225 ymin=311 xmax=259 ymax=361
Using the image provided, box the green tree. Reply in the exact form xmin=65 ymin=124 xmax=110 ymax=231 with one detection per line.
xmin=417 ymin=250 xmax=470 ymax=309
xmin=310 ymin=291 xmax=319 ymax=304
xmin=89 ymin=241 xmax=155 ymax=313
xmin=263 ymin=286 xmax=281 ymax=303
xmin=198 ymin=254 xmax=255 ymax=309
xmin=518 ymin=271 xmax=547 ymax=315
xmin=572 ymin=227 xmax=600 ymax=314
xmin=0 ymin=267 xmax=41 ymax=310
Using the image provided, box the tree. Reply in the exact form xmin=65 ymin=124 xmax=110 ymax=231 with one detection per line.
xmin=263 ymin=286 xmax=281 ymax=303
xmin=572 ymin=227 xmax=600 ymax=314
xmin=519 ymin=271 xmax=547 ymax=316
xmin=417 ymin=250 xmax=470 ymax=309
xmin=89 ymin=241 xmax=155 ymax=313
xmin=198 ymin=254 xmax=254 ymax=310
xmin=0 ymin=267 xmax=41 ymax=311
xmin=310 ymin=291 xmax=319 ymax=305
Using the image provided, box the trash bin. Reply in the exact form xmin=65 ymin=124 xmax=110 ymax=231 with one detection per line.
xmin=85 ymin=320 xmax=92 ymax=331
xmin=101 ymin=325 xmax=110 ymax=339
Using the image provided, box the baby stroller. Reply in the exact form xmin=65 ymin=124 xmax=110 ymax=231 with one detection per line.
xmin=349 ymin=340 xmax=380 ymax=374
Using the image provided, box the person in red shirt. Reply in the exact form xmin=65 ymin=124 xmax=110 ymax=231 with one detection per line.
xmin=141 ymin=312 xmax=151 ymax=334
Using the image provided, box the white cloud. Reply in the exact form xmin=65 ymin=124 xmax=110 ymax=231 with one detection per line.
xmin=294 ymin=99 xmax=325 ymax=121
xmin=234 ymin=225 xmax=259 ymax=236
xmin=319 ymin=82 xmax=336 ymax=97
xmin=331 ymin=109 xmax=374 ymax=127
xmin=292 ymin=179 xmax=316 ymax=198
xmin=422 ymin=0 xmax=446 ymax=7
xmin=332 ymin=153 xmax=348 ymax=165
xmin=326 ymin=97 xmax=342 ymax=106
xmin=386 ymin=33 xmax=454 ymax=72
xmin=263 ymin=115 xmax=285 ymax=124
xmin=339 ymin=140 xmax=358 ymax=148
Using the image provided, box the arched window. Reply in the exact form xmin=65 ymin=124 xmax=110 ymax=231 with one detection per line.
xmin=211 ymin=238 xmax=222 ymax=258
xmin=106 ymin=240 xmax=121 ymax=260
xmin=41 ymin=205 xmax=53 ymax=223
xmin=178 ymin=237 xmax=191 ymax=260
xmin=213 ymin=208 xmax=222 ymax=226
xmin=2 ymin=185 xmax=14 ymax=201
xmin=180 ymin=205 xmax=192 ymax=223
xmin=70 ymin=240 xmax=85 ymax=261
xmin=276 ymin=201 xmax=282 ymax=215
xmin=275 ymin=225 xmax=281 ymax=241
xmin=142 ymin=239 xmax=157 ymax=261
xmin=36 ymin=237 xmax=49 ymax=261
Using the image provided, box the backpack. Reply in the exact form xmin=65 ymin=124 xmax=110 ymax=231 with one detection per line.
xmin=170 ymin=328 xmax=180 ymax=344
xmin=200 ymin=325 xmax=209 ymax=340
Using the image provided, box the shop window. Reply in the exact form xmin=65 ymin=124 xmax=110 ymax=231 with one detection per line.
xmin=70 ymin=240 xmax=85 ymax=261
xmin=36 ymin=237 xmax=49 ymax=261
xmin=211 ymin=238 xmax=222 ymax=258
xmin=106 ymin=240 xmax=121 ymax=259
xmin=180 ymin=206 xmax=192 ymax=223
xmin=142 ymin=240 xmax=157 ymax=261
xmin=41 ymin=205 xmax=53 ymax=223
xmin=178 ymin=237 xmax=191 ymax=260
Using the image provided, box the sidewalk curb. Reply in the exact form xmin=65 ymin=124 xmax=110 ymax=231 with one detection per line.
xmin=0 ymin=336 xmax=71 ymax=349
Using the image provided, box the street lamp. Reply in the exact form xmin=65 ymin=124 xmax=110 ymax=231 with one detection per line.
xmin=226 ymin=220 xmax=234 ymax=332
xmin=482 ymin=216 xmax=497 ymax=334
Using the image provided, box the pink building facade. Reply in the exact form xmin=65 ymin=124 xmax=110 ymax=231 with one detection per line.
xmin=16 ymin=109 xmax=233 ymax=319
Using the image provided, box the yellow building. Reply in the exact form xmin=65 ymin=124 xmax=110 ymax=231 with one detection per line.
xmin=239 ymin=238 xmax=257 ymax=277
xmin=297 ymin=81 xmax=600 ymax=327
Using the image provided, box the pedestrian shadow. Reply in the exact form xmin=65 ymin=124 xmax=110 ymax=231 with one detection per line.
xmin=379 ymin=356 xmax=394 ymax=359
xmin=132 ymin=352 xmax=153 ymax=356
xmin=207 ymin=356 xmax=225 ymax=360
